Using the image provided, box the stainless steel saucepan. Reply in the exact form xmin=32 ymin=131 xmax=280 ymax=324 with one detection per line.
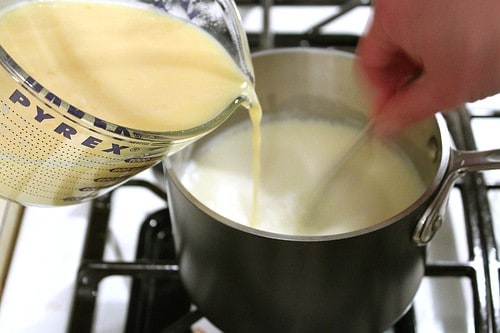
xmin=164 ymin=48 xmax=500 ymax=333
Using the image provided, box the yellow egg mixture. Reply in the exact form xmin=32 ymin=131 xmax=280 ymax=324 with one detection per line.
xmin=0 ymin=0 xmax=255 ymax=131
xmin=0 ymin=0 xmax=262 ymax=205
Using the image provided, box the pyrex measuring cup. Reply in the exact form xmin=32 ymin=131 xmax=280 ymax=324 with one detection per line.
xmin=0 ymin=0 xmax=254 ymax=206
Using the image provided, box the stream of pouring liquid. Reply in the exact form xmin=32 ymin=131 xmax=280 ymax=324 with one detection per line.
xmin=247 ymin=91 xmax=263 ymax=228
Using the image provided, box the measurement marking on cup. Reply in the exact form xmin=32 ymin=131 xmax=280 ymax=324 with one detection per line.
xmin=0 ymin=152 xmax=131 ymax=167
xmin=1 ymin=101 xmax=9 ymax=114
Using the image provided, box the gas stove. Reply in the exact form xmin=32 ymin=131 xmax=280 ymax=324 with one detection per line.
xmin=0 ymin=1 xmax=499 ymax=332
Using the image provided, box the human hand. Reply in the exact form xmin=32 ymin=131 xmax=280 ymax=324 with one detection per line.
xmin=356 ymin=0 xmax=500 ymax=134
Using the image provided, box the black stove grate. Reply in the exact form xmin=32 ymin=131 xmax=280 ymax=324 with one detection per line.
xmin=242 ymin=0 xmax=369 ymax=51
xmin=435 ymin=109 xmax=495 ymax=333
xmin=454 ymin=106 xmax=500 ymax=333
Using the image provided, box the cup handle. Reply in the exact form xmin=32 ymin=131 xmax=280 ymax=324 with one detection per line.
xmin=413 ymin=148 xmax=500 ymax=246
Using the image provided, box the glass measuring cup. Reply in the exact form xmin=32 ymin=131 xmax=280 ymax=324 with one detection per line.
xmin=0 ymin=0 xmax=255 ymax=206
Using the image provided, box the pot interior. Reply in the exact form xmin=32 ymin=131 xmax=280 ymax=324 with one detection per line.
xmin=165 ymin=48 xmax=449 ymax=237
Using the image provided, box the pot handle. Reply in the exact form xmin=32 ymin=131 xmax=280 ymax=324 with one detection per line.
xmin=413 ymin=148 xmax=500 ymax=246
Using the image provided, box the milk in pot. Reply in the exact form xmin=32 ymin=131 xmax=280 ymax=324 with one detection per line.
xmin=181 ymin=117 xmax=425 ymax=236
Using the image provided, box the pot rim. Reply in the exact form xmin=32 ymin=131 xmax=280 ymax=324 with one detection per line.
xmin=165 ymin=47 xmax=452 ymax=242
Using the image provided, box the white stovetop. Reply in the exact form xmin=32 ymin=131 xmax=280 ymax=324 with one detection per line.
xmin=0 ymin=169 xmax=167 ymax=333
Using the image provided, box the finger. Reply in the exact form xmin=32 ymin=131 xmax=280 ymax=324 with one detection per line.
xmin=357 ymin=30 xmax=422 ymax=113
xmin=356 ymin=34 xmax=397 ymax=100
xmin=372 ymin=75 xmax=446 ymax=135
